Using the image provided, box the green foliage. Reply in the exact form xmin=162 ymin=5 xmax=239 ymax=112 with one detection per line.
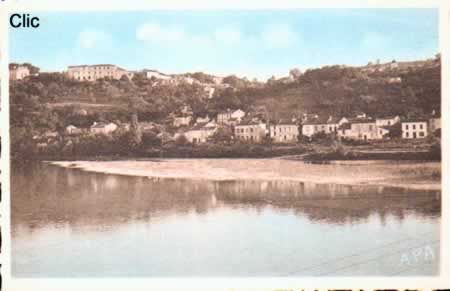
xmin=209 ymin=127 xmax=233 ymax=144
xmin=10 ymin=59 xmax=441 ymax=163
xmin=141 ymin=132 xmax=162 ymax=147
xmin=175 ymin=134 xmax=189 ymax=146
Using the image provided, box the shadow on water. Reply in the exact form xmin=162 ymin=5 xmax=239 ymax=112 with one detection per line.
xmin=12 ymin=162 xmax=441 ymax=233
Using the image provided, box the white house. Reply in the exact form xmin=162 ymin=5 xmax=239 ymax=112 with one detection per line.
xmin=217 ymin=109 xmax=246 ymax=124
xmin=195 ymin=115 xmax=210 ymax=124
xmin=235 ymin=120 xmax=267 ymax=143
xmin=301 ymin=116 xmax=339 ymax=138
xmin=65 ymin=125 xmax=84 ymax=135
xmin=338 ymin=117 xmax=378 ymax=140
xmin=402 ymin=119 xmax=428 ymax=139
xmin=90 ymin=122 xmax=118 ymax=135
xmin=173 ymin=115 xmax=192 ymax=127
xmin=145 ymin=70 xmax=172 ymax=80
xmin=375 ymin=115 xmax=400 ymax=127
xmin=184 ymin=121 xmax=218 ymax=143
xmin=204 ymin=86 xmax=215 ymax=99
xmin=270 ymin=120 xmax=299 ymax=143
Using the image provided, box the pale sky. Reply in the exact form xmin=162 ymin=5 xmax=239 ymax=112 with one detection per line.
xmin=10 ymin=9 xmax=438 ymax=80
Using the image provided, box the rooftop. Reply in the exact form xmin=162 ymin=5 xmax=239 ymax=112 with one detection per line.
xmin=402 ymin=118 xmax=428 ymax=123
xmin=236 ymin=120 xmax=264 ymax=126
xmin=346 ymin=117 xmax=375 ymax=124
xmin=68 ymin=64 xmax=127 ymax=71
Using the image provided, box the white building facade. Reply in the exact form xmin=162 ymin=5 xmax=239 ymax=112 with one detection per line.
xmin=270 ymin=122 xmax=299 ymax=143
xmin=67 ymin=64 xmax=132 ymax=81
xmin=402 ymin=120 xmax=428 ymax=139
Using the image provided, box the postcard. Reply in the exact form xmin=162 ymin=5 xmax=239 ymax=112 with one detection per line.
xmin=0 ymin=0 xmax=449 ymax=290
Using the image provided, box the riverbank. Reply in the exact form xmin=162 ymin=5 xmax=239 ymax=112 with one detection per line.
xmin=50 ymin=159 xmax=441 ymax=191
xmin=26 ymin=140 xmax=441 ymax=165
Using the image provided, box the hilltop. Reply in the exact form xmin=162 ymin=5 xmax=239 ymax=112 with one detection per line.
xmin=10 ymin=56 xmax=440 ymax=133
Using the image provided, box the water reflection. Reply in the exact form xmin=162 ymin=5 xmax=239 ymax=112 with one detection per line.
xmin=11 ymin=162 xmax=441 ymax=277
xmin=12 ymin=163 xmax=441 ymax=233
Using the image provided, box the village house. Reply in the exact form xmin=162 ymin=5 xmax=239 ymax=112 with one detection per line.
xmin=195 ymin=115 xmax=210 ymax=124
xmin=270 ymin=120 xmax=299 ymax=143
xmin=90 ymin=122 xmax=118 ymax=135
xmin=9 ymin=64 xmax=30 ymax=80
xmin=204 ymin=86 xmax=215 ymax=99
xmin=375 ymin=115 xmax=401 ymax=127
xmin=184 ymin=121 xmax=218 ymax=144
xmin=301 ymin=116 xmax=339 ymax=138
xmin=374 ymin=115 xmax=401 ymax=139
xmin=65 ymin=125 xmax=85 ymax=135
xmin=377 ymin=127 xmax=390 ymax=139
xmin=144 ymin=69 xmax=172 ymax=80
xmin=67 ymin=64 xmax=133 ymax=81
xmin=301 ymin=113 xmax=319 ymax=123
xmin=338 ymin=117 xmax=378 ymax=140
xmin=173 ymin=115 xmax=192 ymax=127
xmin=401 ymin=119 xmax=428 ymax=139
xmin=234 ymin=120 xmax=267 ymax=143
xmin=217 ymin=109 xmax=246 ymax=124
xmin=177 ymin=76 xmax=196 ymax=85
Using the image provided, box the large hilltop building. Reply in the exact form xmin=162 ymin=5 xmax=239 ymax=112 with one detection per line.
xmin=66 ymin=64 xmax=133 ymax=81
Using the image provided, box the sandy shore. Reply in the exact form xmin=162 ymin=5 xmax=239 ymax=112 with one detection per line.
xmin=49 ymin=159 xmax=441 ymax=191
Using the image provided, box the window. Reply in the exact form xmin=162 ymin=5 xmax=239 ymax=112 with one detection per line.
xmin=413 ymin=124 xmax=416 ymax=130
xmin=419 ymin=132 xmax=425 ymax=137
xmin=388 ymin=121 xmax=391 ymax=125
xmin=406 ymin=124 xmax=409 ymax=130
xmin=420 ymin=124 xmax=423 ymax=129
xmin=369 ymin=125 xmax=373 ymax=130
xmin=406 ymin=132 xmax=409 ymax=137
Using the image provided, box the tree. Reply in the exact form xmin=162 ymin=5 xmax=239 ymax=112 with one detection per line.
xmin=261 ymin=135 xmax=274 ymax=150
xmin=141 ymin=131 xmax=161 ymax=147
xmin=209 ymin=127 xmax=233 ymax=144
xmin=289 ymin=68 xmax=302 ymax=79
xmin=175 ymin=134 xmax=189 ymax=146
xmin=129 ymin=112 xmax=142 ymax=146
xmin=22 ymin=63 xmax=40 ymax=74
xmin=222 ymin=75 xmax=243 ymax=87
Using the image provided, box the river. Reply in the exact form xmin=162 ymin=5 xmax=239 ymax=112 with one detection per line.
xmin=11 ymin=160 xmax=441 ymax=277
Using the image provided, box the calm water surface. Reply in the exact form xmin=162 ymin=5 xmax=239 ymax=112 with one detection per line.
xmin=12 ymin=162 xmax=441 ymax=277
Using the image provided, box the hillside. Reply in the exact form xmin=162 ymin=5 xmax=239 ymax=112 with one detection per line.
xmin=10 ymin=57 xmax=440 ymax=132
